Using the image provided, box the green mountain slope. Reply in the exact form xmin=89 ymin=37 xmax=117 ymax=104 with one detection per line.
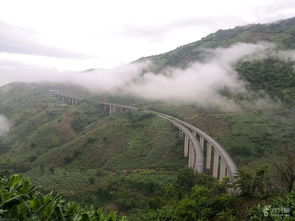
xmin=0 ymin=82 xmax=185 ymax=213
xmin=137 ymin=17 xmax=295 ymax=105
xmin=1 ymin=17 xmax=295 ymax=219
xmin=138 ymin=17 xmax=295 ymax=70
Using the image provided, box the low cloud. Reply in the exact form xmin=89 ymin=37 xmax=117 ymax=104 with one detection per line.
xmin=72 ymin=43 xmax=272 ymax=110
xmin=0 ymin=115 xmax=11 ymax=136
xmin=0 ymin=42 xmax=282 ymax=110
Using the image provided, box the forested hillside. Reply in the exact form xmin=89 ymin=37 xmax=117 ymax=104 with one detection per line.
xmin=138 ymin=17 xmax=295 ymax=71
xmin=0 ymin=17 xmax=295 ymax=220
xmin=0 ymin=82 xmax=187 ymax=215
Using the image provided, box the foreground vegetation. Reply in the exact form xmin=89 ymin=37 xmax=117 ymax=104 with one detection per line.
xmin=0 ymin=174 xmax=127 ymax=220
xmin=0 ymin=169 xmax=294 ymax=220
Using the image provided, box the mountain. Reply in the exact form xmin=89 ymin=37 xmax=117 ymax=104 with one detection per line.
xmin=0 ymin=17 xmax=295 ymax=219
xmin=138 ymin=17 xmax=295 ymax=69
xmin=0 ymin=82 xmax=186 ymax=213
xmin=135 ymin=17 xmax=295 ymax=106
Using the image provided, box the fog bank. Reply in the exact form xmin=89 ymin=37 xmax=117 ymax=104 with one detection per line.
xmin=0 ymin=115 xmax=11 ymax=136
xmin=0 ymin=42 xmax=283 ymax=110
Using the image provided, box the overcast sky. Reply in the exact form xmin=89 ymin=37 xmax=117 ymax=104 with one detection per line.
xmin=0 ymin=0 xmax=294 ymax=70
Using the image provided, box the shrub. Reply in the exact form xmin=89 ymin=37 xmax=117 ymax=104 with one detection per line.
xmin=0 ymin=174 xmax=127 ymax=220
xmin=88 ymin=176 xmax=95 ymax=184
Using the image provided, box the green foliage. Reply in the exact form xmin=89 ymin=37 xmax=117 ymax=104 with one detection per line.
xmin=236 ymin=57 xmax=295 ymax=105
xmin=234 ymin=166 xmax=273 ymax=197
xmin=1 ymin=80 xmax=294 ymax=219
xmin=138 ymin=17 xmax=295 ymax=72
xmin=88 ymin=176 xmax=95 ymax=184
xmin=0 ymin=174 xmax=127 ymax=220
xmin=133 ymin=169 xmax=239 ymax=221
xmin=175 ymin=168 xmax=224 ymax=195
xmin=235 ymin=169 xmax=254 ymax=196
xmin=126 ymin=133 xmax=153 ymax=157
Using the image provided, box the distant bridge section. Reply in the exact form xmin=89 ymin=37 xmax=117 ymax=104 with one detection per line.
xmin=50 ymin=90 xmax=79 ymax=105
xmin=52 ymin=92 xmax=238 ymax=189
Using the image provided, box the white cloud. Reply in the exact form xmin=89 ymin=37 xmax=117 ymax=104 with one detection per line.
xmin=0 ymin=43 xmax=275 ymax=110
xmin=0 ymin=115 xmax=11 ymax=136
xmin=0 ymin=0 xmax=293 ymax=69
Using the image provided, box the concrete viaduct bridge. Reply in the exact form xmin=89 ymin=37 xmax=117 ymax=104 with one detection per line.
xmin=52 ymin=92 xmax=238 ymax=190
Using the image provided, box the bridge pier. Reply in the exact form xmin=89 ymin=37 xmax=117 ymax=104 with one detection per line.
xmin=206 ymin=143 xmax=212 ymax=169
xmin=188 ymin=142 xmax=195 ymax=168
xmin=184 ymin=134 xmax=189 ymax=157
xmin=219 ymin=159 xmax=226 ymax=180
xmin=213 ymin=150 xmax=219 ymax=178
xmin=200 ymin=136 xmax=204 ymax=150
xmin=109 ymin=106 xmax=116 ymax=114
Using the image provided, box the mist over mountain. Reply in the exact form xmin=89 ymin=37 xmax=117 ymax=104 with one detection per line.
xmin=1 ymin=17 xmax=295 ymax=111
xmin=0 ymin=115 xmax=10 ymax=136
xmin=0 ymin=16 xmax=295 ymax=220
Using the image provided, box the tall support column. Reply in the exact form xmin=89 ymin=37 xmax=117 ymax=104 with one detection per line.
xmin=109 ymin=106 xmax=112 ymax=115
xmin=188 ymin=142 xmax=194 ymax=168
xmin=219 ymin=160 xmax=226 ymax=180
xmin=213 ymin=149 xmax=219 ymax=178
xmin=206 ymin=143 xmax=212 ymax=169
xmin=200 ymin=136 xmax=204 ymax=150
xmin=184 ymin=134 xmax=189 ymax=157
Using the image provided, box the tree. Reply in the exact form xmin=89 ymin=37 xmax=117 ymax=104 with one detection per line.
xmin=272 ymin=147 xmax=295 ymax=192
xmin=175 ymin=197 xmax=198 ymax=221
xmin=39 ymin=163 xmax=45 ymax=175
xmin=252 ymin=165 xmax=271 ymax=195
xmin=234 ymin=169 xmax=253 ymax=196
xmin=49 ymin=166 xmax=55 ymax=174
xmin=175 ymin=168 xmax=197 ymax=193
xmin=88 ymin=176 xmax=95 ymax=184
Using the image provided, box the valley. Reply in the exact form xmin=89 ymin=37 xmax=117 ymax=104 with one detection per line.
xmin=0 ymin=16 xmax=295 ymax=220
